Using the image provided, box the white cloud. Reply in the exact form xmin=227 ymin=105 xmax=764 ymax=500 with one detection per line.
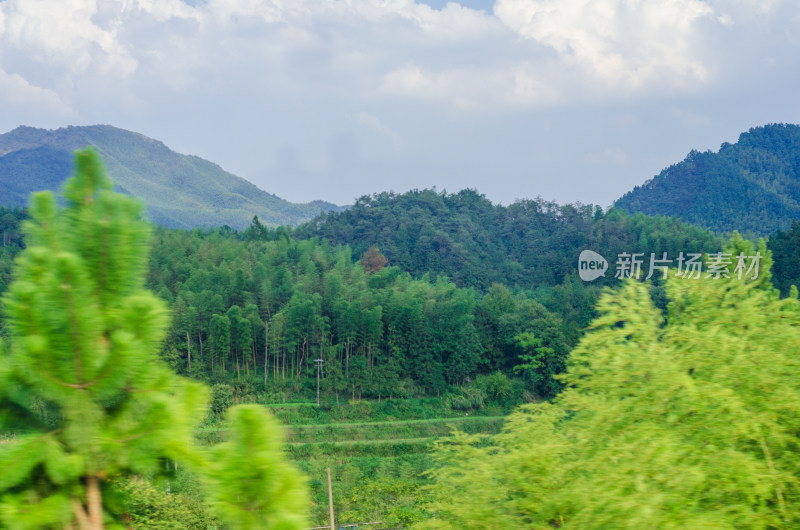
xmin=202 ymin=0 xmax=282 ymax=26
xmin=494 ymin=0 xmax=714 ymax=90
xmin=0 ymin=0 xmax=797 ymax=117
xmin=1 ymin=0 xmax=137 ymax=75
xmin=132 ymin=0 xmax=199 ymax=23
xmin=0 ymin=68 xmax=73 ymax=115
xmin=717 ymin=13 xmax=733 ymax=27
xmin=4 ymin=0 xmax=776 ymax=120
xmin=381 ymin=62 xmax=558 ymax=110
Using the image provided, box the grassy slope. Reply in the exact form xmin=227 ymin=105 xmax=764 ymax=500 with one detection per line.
xmin=0 ymin=125 xmax=343 ymax=229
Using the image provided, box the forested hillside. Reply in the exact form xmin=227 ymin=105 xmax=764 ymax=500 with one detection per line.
xmin=149 ymin=222 xmax=573 ymax=399
xmin=0 ymin=126 xmax=343 ymax=229
xmin=294 ymin=188 xmax=722 ymax=292
xmin=615 ymin=123 xmax=800 ymax=235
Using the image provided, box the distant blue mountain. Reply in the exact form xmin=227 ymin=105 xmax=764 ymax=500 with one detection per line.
xmin=0 ymin=125 xmax=344 ymax=229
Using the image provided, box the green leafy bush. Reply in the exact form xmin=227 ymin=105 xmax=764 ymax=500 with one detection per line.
xmin=210 ymin=384 xmax=234 ymax=415
xmin=117 ymin=477 xmax=216 ymax=529
xmin=449 ymin=387 xmax=486 ymax=411
xmin=474 ymin=372 xmax=514 ymax=407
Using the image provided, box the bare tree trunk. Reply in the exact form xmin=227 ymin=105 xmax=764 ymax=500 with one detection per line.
xmin=264 ymin=320 xmax=269 ymax=385
xmin=297 ymin=337 xmax=307 ymax=379
xmin=87 ymin=476 xmax=103 ymax=530
xmin=345 ymin=338 xmax=350 ymax=379
xmin=186 ymin=331 xmax=191 ymax=370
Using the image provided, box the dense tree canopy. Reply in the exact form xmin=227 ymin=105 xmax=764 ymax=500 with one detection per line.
xmin=144 ymin=222 xmax=572 ymax=398
xmin=295 ymin=188 xmax=722 ymax=292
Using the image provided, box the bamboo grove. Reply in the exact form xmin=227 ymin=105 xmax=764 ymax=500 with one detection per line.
xmin=148 ymin=222 xmax=572 ymax=401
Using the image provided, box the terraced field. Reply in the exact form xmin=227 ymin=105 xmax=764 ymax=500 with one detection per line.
xmin=191 ymin=397 xmax=509 ymax=527
xmin=286 ymin=415 xmax=505 ymax=443
xmin=274 ymin=402 xmax=506 ymax=528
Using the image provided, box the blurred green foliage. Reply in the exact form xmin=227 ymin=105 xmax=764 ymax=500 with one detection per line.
xmin=422 ymin=268 xmax=800 ymax=528
xmin=0 ymin=148 xmax=209 ymax=528
xmin=206 ymin=405 xmax=308 ymax=529
xmin=0 ymin=150 xmax=307 ymax=529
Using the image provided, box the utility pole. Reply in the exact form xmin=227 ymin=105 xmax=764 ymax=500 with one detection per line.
xmin=314 ymin=358 xmax=324 ymax=406
xmin=327 ymin=467 xmax=335 ymax=530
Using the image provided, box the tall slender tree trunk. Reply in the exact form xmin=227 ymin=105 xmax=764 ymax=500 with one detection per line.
xmin=264 ymin=320 xmax=269 ymax=385
xmin=297 ymin=337 xmax=307 ymax=379
xmin=186 ymin=331 xmax=191 ymax=370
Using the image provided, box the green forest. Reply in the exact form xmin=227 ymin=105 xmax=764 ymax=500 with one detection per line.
xmin=2 ymin=150 xmax=800 ymax=528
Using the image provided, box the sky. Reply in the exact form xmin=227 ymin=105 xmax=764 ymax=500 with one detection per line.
xmin=1 ymin=0 xmax=799 ymax=208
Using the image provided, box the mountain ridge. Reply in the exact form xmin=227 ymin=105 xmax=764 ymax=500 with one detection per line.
xmin=614 ymin=123 xmax=800 ymax=235
xmin=0 ymin=124 xmax=343 ymax=229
